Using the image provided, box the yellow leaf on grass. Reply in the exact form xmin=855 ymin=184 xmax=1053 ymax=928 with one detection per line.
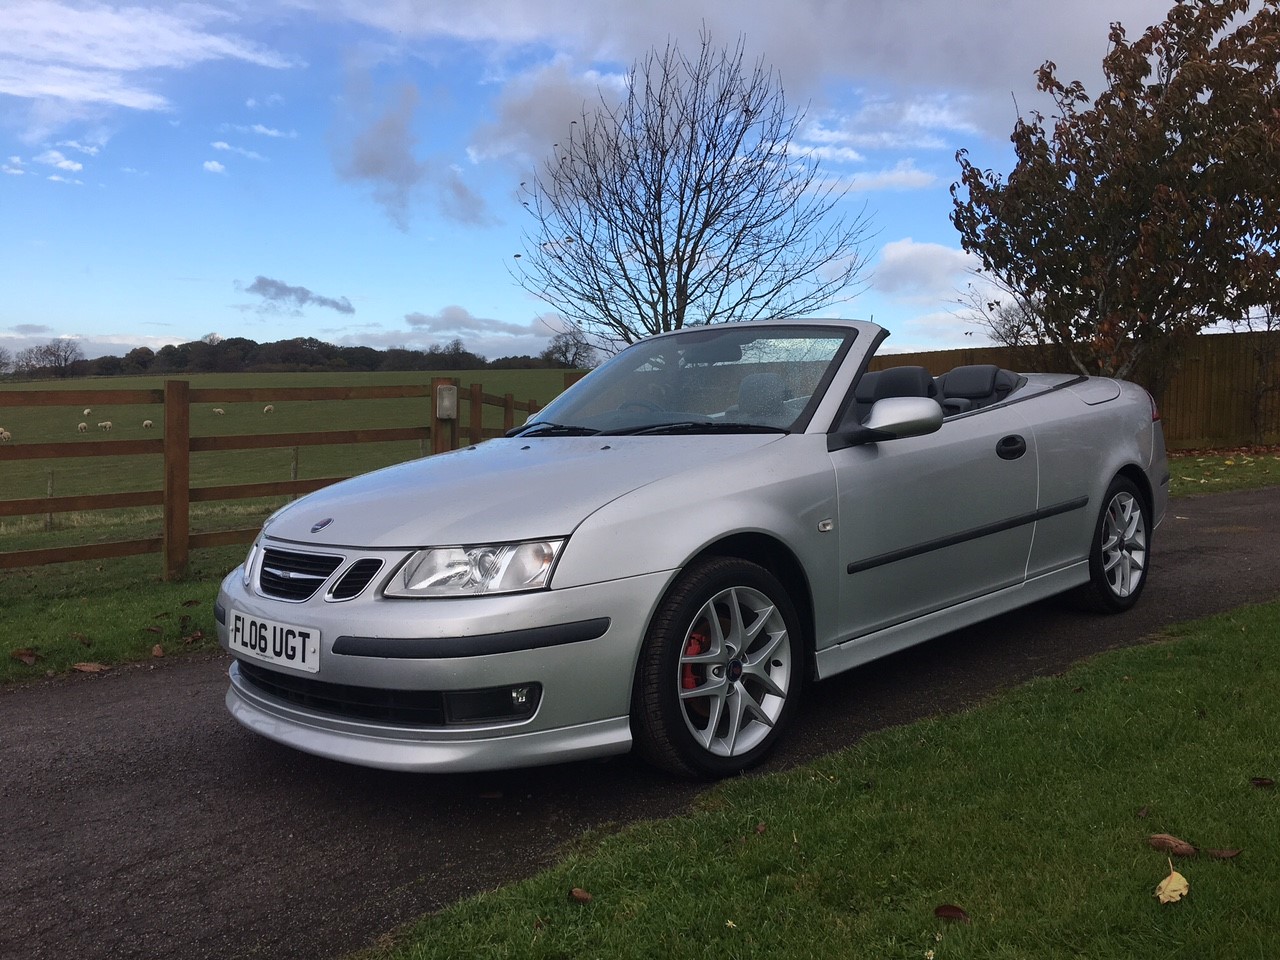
xmin=1155 ymin=858 xmax=1189 ymax=904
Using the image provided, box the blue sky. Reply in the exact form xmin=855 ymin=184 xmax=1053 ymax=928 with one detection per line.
xmin=0 ymin=0 xmax=1173 ymax=362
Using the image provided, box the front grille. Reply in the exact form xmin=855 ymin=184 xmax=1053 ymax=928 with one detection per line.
xmin=258 ymin=548 xmax=343 ymax=601
xmin=238 ymin=660 xmax=447 ymax=726
xmin=330 ymin=558 xmax=384 ymax=600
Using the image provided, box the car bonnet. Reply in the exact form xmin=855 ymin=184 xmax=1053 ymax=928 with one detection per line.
xmin=259 ymin=434 xmax=782 ymax=549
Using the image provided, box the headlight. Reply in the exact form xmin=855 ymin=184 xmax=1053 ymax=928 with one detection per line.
xmin=385 ymin=539 xmax=565 ymax=597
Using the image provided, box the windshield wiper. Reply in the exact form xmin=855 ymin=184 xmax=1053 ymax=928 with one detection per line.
xmin=601 ymin=421 xmax=790 ymax=437
xmin=506 ymin=421 xmax=601 ymax=438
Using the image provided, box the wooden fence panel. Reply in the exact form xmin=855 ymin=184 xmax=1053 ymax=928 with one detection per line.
xmin=0 ymin=376 xmax=551 ymax=576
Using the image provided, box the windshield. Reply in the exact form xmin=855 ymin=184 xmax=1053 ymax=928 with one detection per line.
xmin=517 ymin=325 xmax=855 ymax=437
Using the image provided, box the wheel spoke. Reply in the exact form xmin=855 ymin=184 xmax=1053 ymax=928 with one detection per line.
xmin=1099 ymin=491 xmax=1147 ymax=599
xmin=675 ymin=581 xmax=794 ymax=759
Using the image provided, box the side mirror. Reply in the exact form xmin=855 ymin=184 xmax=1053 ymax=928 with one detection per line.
xmin=827 ymin=396 xmax=943 ymax=451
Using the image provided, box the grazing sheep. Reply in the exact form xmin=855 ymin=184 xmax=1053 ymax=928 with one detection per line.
xmin=78 ymin=422 xmax=88 ymax=433
xmin=213 ymin=408 xmax=225 ymax=415
xmin=83 ymin=408 xmax=92 ymax=416
xmin=263 ymin=404 xmax=274 ymax=414
xmin=142 ymin=419 xmax=154 ymax=429
xmin=97 ymin=421 xmax=112 ymax=431
xmin=0 ymin=430 xmax=11 ymax=442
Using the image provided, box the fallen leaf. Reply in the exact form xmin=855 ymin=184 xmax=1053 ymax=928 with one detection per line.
xmin=69 ymin=632 xmax=90 ymax=647
xmin=153 ymin=612 xmax=170 ymax=620
xmin=1155 ymin=858 xmax=1189 ymax=904
xmin=568 ymin=887 xmax=592 ymax=904
xmin=181 ymin=599 xmax=202 ymax=607
xmin=151 ymin=644 xmax=165 ymax=658
xmin=934 ymin=904 xmax=971 ymax=924
xmin=1149 ymin=833 xmax=1196 ymax=857
xmin=182 ymin=630 xmax=205 ymax=644
xmin=755 ymin=822 xmax=767 ymax=835
xmin=71 ymin=662 xmax=110 ymax=673
xmin=1205 ymin=849 xmax=1242 ymax=860
xmin=725 ymin=920 xmax=737 ymax=929
xmin=1250 ymin=777 xmax=1275 ymax=789
xmin=144 ymin=624 xmax=163 ymax=634
xmin=1136 ymin=805 xmax=1150 ymax=819
xmin=10 ymin=648 xmax=42 ymax=666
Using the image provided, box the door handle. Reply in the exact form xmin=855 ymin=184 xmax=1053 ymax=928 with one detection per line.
xmin=997 ymin=434 xmax=1027 ymax=460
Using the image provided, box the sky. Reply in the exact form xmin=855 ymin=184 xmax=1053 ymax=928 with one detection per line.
xmin=0 ymin=0 xmax=1176 ymax=363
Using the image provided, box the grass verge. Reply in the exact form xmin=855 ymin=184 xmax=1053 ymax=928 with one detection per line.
xmin=1 ymin=546 xmax=239 ymax=683
xmin=361 ymin=600 xmax=1280 ymax=960
xmin=1166 ymin=447 xmax=1280 ymax=497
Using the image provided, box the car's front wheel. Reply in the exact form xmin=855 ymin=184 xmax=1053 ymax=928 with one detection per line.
xmin=1076 ymin=475 xmax=1151 ymax=613
xmin=631 ymin=557 xmax=804 ymax=779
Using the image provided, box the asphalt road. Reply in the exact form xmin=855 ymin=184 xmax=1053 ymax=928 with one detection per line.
xmin=3 ymin=487 xmax=1277 ymax=960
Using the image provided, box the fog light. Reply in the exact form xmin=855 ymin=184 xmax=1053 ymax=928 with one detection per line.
xmin=444 ymin=683 xmax=542 ymax=724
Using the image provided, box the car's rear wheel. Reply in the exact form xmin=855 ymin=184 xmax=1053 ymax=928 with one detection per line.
xmin=1076 ymin=475 xmax=1150 ymax=613
xmin=632 ymin=557 xmax=804 ymax=779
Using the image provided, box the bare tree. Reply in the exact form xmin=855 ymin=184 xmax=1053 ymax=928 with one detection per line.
xmin=515 ymin=30 xmax=874 ymax=347
xmin=955 ymin=278 xmax=1043 ymax=348
xmin=0 ymin=345 xmax=11 ymax=377
xmin=540 ymin=325 xmax=597 ymax=368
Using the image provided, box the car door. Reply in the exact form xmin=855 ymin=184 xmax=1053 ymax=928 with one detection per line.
xmin=830 ymin=403 xmax=1039 ymax=643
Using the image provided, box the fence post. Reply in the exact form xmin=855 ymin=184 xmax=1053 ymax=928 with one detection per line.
xmin=163 ymin=379 xmax=190 ymax=581
xmin=502 ymin=393 xmax=516 ymax=433
xmin=430 ymin=377 xmax=458 ymax=455
xmin=469 ymin=382 xmax=483 ymax=445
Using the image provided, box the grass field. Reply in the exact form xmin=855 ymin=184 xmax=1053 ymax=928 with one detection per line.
xmin=361 ymin=600 xmax=1280 ymax=960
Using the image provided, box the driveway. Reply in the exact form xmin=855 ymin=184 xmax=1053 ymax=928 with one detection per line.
xmin=2 ymin=487 xmax=1277 ymax=960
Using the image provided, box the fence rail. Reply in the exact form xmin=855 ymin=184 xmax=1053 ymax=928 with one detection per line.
xmin=0 ymin=377 xmax=551 ymax=577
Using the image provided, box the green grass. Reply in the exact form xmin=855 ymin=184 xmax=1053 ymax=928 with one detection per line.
xmin=1166 ymin=449 xmax=1280 ymax=497
xmin=360 ymin=601 xmax=1280 ymax=960
xmin=1 ymin=546 xmax=241 ymax=681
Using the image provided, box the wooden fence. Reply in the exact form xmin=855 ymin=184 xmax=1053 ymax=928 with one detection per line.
xmin=0 ymin=377 xmax=557 ymax=578
xmin=872 ymin=330 xmax=1280 ymax=450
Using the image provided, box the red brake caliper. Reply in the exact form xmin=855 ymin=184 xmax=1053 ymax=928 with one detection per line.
xmin=681 ymin=630 xmax=706 ymax=689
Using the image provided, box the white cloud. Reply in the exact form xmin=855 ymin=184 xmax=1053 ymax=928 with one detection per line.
xmin=0 ymin=1 xmax=302 ymax=136
xmin=57 ymin=138 xmax=101 ymax=155
xmin=34 ymin=148 xmax=83 ymax=171
xmin=845 ymin=161 xmax=937 ymax=193
xmin=203 ymin=159 xmax=226 ymax=174
xmin=47 ymin=173 xmax=84 ymax=184
xmin=873 ymin=238 xmax=978 ymax=302
xmin=212 ymin=141 xmax=266 ymax=160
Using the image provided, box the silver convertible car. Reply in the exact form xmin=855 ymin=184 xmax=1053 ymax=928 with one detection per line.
xmin=216 ymin=319 xmax=1168 ymax=778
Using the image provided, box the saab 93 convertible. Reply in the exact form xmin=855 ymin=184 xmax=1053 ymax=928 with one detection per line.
xmin=216 ymin=319 xmax=1168 ymax=778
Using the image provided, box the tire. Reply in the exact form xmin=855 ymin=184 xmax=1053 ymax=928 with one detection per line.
xmin=1075 ymin=475 xmax=1151 ymax=613
xmin=631 ymin=557 xmax=805 ymax=779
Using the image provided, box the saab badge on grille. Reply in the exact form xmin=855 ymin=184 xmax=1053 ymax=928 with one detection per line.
xmin=310 ymin=517 xmax=334 ymax=533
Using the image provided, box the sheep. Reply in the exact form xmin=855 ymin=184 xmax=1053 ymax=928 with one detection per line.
xmin=213 ymin=408 xmax=225 ymax=415
xmin=83 ymin=408 xmax=92 ymax=416
xmin=262 ymin=404 xmax=274 ymax=414
xmin=142 ymin=419 xmax=154 ymax=429
xmin=0 ymin=430 xmax=11 ymax=442
xmin=97 ymin=421 xmax=112 ymax=431
xmin=77 ymin=422 xmax=88 ymax=433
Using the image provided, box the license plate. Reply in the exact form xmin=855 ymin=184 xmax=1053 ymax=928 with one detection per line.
xmin=229 ymin=611 xmax=321 ymax=673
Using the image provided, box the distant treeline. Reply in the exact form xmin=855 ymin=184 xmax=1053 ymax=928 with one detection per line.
xmin=1 ymin=335 xmax=578 ymax=380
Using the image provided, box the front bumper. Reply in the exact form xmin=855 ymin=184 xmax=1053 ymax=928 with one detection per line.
xmin=216 ymin=563 xmax=675 ymax=772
